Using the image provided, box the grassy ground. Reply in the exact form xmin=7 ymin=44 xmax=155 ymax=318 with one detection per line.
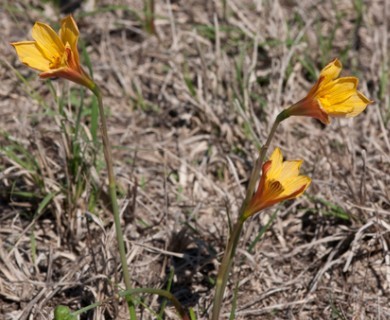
xmin=1 ymin=0 xmax=389 ymax=319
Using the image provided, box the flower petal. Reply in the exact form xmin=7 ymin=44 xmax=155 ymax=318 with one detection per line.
xmin=40 ymin=65 xmax=95 ymax=90
xmin=251 ymin=180 xmax=284 ymax=212
xmin=280 ymin=176 xmax=311 ymax=198
xmin=285 ymin=58 xmax=373 ymax=124
xmin=286 ymin=97 xmax=330 ymax=124
xmin=280 ymin=160 xmax=303 ymax=180
xmin=343 ymin=91 xmax=373 ymax=117
xmin=11 ymin=41 xmax=50 ymax=71
xmin=32 ymin=21 xmax=64 ymax=60
xmin=244 ymin=148 xmax=311 ymax=219
xmin=320 ymin=77 xmax=358 ymax=105
xmin=318 ymin=93 xmax=355 ymax=115
xmin=59 ymin=16 xmax=80 ymax=63
xmin=319 ymin=58 xmax=342 ymax=84
xmin=267 ymin=147 xmax=283 ymax=178
xmin=319 ymin=89 xmax=369 ymax=116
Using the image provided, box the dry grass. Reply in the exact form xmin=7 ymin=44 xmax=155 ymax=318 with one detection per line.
xmin=1 ymin=0 xmax=389 ymax=319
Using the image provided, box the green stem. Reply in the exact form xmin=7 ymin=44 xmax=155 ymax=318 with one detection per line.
xmin=211 ymin=110 xmax=288 ymax=319
xmin=144 ymin=0 xmax=155 ymax=34
xmin=211 ymin=219 xmax=244 ymax=320
xmin=241 ymin=111 xmax=286 ymax=211
xmin=91 ymin=85 xmax=136 ymax=319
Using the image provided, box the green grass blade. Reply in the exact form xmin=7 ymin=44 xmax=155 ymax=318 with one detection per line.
xmin=157 ymin=266 xmax=175 ymax=319
xmin=248 ymin=209 xmax=278 ymax=253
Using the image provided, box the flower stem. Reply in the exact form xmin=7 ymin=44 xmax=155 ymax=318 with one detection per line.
xmin=211 ymin=219 xmax=244 ymax=320
xmin=144 ymin=0 xmax=156 ymax=35
xmin=241 ymin=111 xmax=286 ymax=211
xmin=91 ymin=85 xmax=136 ymax=319
xmin=211 ymin=110 xmax=288 ymax=319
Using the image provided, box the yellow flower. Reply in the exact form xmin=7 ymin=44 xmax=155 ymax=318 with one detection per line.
xmin=243 ymin=148 xmax=311 ymax=219
xmin=285 ymin=58 xmax=373 ymax=124
xmin=11 ymin=16 xmax=94 ymax=90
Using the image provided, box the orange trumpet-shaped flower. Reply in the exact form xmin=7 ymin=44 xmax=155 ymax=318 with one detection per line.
xmin=11 ymin=16 xmax=95 ymax=91
xmin=243 ymin=148 xmax=311 ymax=219
xmin=284 ymin=58 xmax=373 ymax=124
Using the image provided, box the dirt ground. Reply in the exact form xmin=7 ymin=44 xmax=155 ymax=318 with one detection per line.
xmin=1 ymin=0 xmax=389 ymax=319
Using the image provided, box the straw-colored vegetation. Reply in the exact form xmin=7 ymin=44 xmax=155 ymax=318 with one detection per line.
xmin=1 ymin=0 xmax=389 ymax=319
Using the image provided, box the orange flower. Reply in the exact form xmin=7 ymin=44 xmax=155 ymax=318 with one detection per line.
xmin=284 ymin=59 xmax=373 ymax=124
xmin=243 ymin=148 xmax=311 ymax=219
xmin=11 ymin=16 xmax=94 ymax=90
